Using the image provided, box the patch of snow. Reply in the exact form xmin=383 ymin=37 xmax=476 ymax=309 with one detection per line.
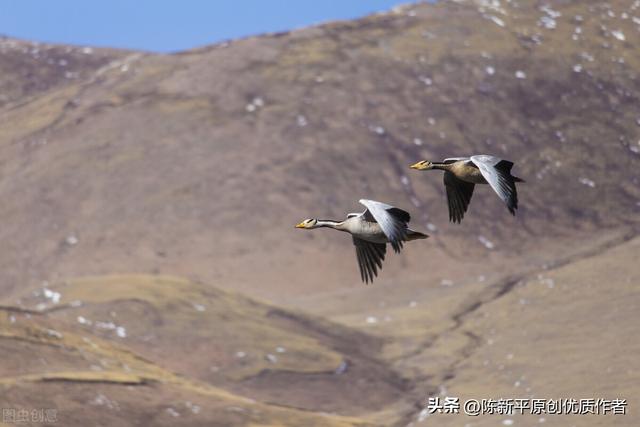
xmin=486 ymin=65 xmax=496 ymax=75
xmin=65 ymin=235 xmax=79 ymax=246
xmin=573 ymin=64 xmax=583 ymax=73
xmin=579 ymin=177 xmax=596 ymax=187
xmin=166 ymin=407 xmax=180 ymax=417
xmin=193 ymin=303 xmax=206 ymax=312
xmin=276 ymin=346 xmax=286 ymax=353
xmin=365 ymin=316 xmax=378 ymax=324
xmin=478 ymin=235 xmax=495 ymax=249
xmin=488 ymin=15 xmax=505 ymax=27
xmin=115 ymin=326 xmax=127 ymax=338
xmin=370 ymin=125 xmax=385 ymax=135
xmin=419 ymin=75 xmax=433 ymax=86
xmin=235 ymin=351 xmax=246 ymax=358
xmin=45 ymin=329 xmax=62 ymax=339
xmin=581 ymin=52 xmax=595 ymax=62
xmin=91 ymin=393 xmax=119 ymax=410
xmin=265 ymin=354 xmax=278 ymax=363
xmin=95 ymin=321 xmax=117 ymax=330
xmin=502 ymin=419 xmax=514 ymax=426
xmin=413 ymin=138 xmax=423 ymax=146
xmin=515 ymin=70 xmax=527 ymax=79
xmin=43 ymin=288 xmax=61 ymax=304
xmin=77 ymin=316 xmax=91 ymax=325
xmin=539 ymin=16 xmax=557 ymax=29
xmin=409 ymin=301 xmax=417 ymax=308
xmin=245 ymin=97 xmax=265 ymax=113
xmin=82 ymin=47 xmax=93 ymax=54
xmin=611 ymin=30 xmax=626 ymax=41
xmin=296 ymin=115 xmax=307 ymax=127
xmin=541 ymin=5 xmax=561 ymax=18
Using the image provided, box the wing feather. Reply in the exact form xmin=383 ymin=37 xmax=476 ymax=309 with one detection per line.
xmin=352 ymin=237 xmax=387 ymax=284
xmin=470 ymin=155 xmax=519 ymax=214
xmin=359 ymin=199 xmax=410 ymax=253
xmin=444 ymin=171 xmax=475 ymax=223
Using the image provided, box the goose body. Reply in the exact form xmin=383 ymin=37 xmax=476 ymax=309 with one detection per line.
xmin=410 ymin=155 xmax=524 ymax=223
xmin=295 ymin=199 xmax=428 ymax=283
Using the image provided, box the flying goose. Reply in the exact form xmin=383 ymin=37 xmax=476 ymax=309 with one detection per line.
xmin=295 ymin=199 xmax=428 ymax=283
xmin=410 ymin=155 xmax=524 ymax=223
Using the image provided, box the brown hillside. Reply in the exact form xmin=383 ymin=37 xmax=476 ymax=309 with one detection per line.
xmin=0 ymin=0 xmax=639 ymax=426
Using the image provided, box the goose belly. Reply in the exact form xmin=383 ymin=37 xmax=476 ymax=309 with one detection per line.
xmin=452 ymin=163 xmax=487 ymax=184
xmin=351 ymin=222 xmax=388 ymax=244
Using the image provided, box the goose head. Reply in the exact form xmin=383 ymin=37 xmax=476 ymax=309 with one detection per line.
xmin=409 ymin=160 xmax=434 ymax=170
xmin=295 ymin=218 xmax=318 ymax=229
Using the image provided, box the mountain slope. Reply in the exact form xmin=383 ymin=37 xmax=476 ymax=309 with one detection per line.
xmin=0 ymin=1 xmax=638 ymax=300
xmin=1 ymin=274 xmax=397 ymax=426
xmin=1 ymin=1 xmax=639 ymax=426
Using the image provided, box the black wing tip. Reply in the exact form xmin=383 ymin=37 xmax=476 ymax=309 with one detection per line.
xmin=391 ymin=240 xmax=404 ymax=253
xmin=387 ymin=207 xmax=411 ymax=223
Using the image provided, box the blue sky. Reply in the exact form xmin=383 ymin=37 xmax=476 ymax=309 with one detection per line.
xmin=0 ymin=1 xmax=409 ymax=52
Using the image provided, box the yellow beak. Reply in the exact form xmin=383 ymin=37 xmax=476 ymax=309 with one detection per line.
xmin=295 ymin=222 xmax=306 ymax=228
xmin=410 ymin=161 xmax=428 ymax=170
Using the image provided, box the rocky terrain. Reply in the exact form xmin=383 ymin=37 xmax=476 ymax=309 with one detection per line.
xmin=0 ymin=0 xmax=638 ymax=426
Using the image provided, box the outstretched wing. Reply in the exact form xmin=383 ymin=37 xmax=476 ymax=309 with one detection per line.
xmin=470 ymin=155 xmax=519 ymax=214
xmin=352 ymin=236 xmax=387 ymax=284
xmin=359 ymin=199 xmax=410 ymax=253
xmin=443 ymin=171 xmax=475 ymax=223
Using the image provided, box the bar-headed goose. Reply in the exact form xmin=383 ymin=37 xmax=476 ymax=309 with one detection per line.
xmin=295 ymin=199 xmax=428 ymax=283
xmin=410 ymin=155 xmax=524 ymax=223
